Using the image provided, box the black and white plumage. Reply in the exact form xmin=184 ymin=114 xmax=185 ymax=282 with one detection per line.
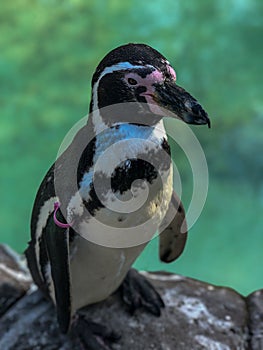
xmin=25 ymin=43 xmax=210 ymax=348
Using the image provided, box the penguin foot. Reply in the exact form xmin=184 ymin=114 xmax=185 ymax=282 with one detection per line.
xmin=120 ymin=268 xmax=165 ymax=316
xmin=71 ymin=313 xmax=121 ymax=350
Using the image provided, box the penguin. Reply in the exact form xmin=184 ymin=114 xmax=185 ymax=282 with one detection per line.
xmin=25 ymin=43 xmax=210 ymax=349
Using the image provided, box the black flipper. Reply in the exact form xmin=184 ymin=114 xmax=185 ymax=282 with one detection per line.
xmin=43 ymin=210 xmax=71 ymax=334
xmin=120 ymin=268 xmax=164 ymax=316
xmin=158 ymin=191 xmax=188 ymax=263
xmin=25 ymin=241 xmax=49 ymax=298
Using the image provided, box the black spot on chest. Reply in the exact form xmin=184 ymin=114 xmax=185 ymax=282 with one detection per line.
xmin=111 ymin=159 xmax=158 ymax=194
xmin=83 ymin=182 xmax=105 ymax=216
xmin=82 ymin=136 xmax=171 ymax=215
xmin=111 ymin=138 xmax=171 ymax=194
xmin=82 ymin=157 xmax=160 ymax=216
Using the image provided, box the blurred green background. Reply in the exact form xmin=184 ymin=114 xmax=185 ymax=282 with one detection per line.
xmin=1 ymin=0 xmax=262 ymax=295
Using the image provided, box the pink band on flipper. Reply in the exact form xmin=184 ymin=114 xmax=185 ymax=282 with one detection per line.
xmin=53 ymin=201 xmax=73 ymax=228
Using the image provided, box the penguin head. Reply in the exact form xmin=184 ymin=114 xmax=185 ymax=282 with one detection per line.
xmin=91 ymin=43 xmax=210 ymax=127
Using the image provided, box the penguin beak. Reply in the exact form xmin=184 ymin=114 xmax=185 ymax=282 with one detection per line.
xmin=147 ymin=81 xmax=211 ymax=128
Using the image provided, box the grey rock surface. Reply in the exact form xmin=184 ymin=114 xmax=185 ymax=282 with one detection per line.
xmin=247 ymin=290 xmax=263 ymax=350
xmin=0 ymin=244 xmax=32 ymax=316
xmin=0 ymin=244 xmax=262 ymax=350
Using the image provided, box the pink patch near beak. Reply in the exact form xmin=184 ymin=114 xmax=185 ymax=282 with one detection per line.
xmin=125 ymin=67 xmax=176 ymax=116
xmin=167 ymin=65 xmax=176 ymax=81
xmin=138 ymin=70 xmax=166 ymax=115
xmin=140 ymin=92 xmax=165 ymax=115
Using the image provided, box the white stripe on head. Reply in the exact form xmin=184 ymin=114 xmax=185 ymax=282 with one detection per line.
xmin=91 ymin=62 xmax=155 ymax=134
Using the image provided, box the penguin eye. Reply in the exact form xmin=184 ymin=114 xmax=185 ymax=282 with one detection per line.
xmin=127 ymin=78 xmax=138 ymax=86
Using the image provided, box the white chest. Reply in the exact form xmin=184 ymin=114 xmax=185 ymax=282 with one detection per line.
xmin=65 ymin=121 xmax=173 ymax=311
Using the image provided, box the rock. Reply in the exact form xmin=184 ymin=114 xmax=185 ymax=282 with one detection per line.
xmin=0 ymin=245 xmax=262 ymax=349
xmin=247 ymin=290 xmax=263 ymax=350
xmin=0 ymin=244 xmax=32 ymax=316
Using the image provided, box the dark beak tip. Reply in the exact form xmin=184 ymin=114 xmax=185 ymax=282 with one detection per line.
xmin=190 ymin=103 xmax=210 ymax=128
